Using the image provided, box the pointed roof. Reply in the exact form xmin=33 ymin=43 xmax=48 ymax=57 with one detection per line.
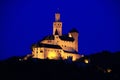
xmin=69 ymin=28 xmax=79 ymax=33
xmin=55 ymin=29 xmax=59 ymax=35
xmin=41 ymin=35 xmax=54 ymax=41
xmin=59 ymin=34 xmax=74 ymax=42
xmin=56 ymin=8 xmax=60 ymax=13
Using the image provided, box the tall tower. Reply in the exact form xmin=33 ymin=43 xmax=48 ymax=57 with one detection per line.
xmin=53 ymin=13 xmax=62 ymax=36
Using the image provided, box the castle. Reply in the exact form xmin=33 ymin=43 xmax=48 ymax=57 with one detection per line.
xmin=30 ymin=13 xmax=82 ymax=61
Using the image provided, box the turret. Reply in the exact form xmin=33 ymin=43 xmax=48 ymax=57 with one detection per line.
xmin=69 ymin=28 xmax=79 ymax=52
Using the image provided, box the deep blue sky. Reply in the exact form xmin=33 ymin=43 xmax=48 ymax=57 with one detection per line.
xmin=0 ymin=0 xmax=120 ymax=60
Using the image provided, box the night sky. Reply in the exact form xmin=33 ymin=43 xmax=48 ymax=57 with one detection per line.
xmin=0 ymin=0 xmax=120 ymax=60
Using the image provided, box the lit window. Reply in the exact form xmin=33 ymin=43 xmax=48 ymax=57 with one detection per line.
xmin=84 ymin=59 xmax=89 ymax=64
xmin=107 ymin=68 xmax=112 ymax=73
xmin=48 ymin=52 xmax=58 ymax=59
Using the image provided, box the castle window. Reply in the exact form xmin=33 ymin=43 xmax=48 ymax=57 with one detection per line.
xmin=36 ymin=51 xmax=38 ymax=53
xmin=48 ymin=40 xmax=51 ymax=43
xmin=57 ymin=50 xmax=60 ymax=52
xmin=40 ymin=50 xmax=43 ymax=53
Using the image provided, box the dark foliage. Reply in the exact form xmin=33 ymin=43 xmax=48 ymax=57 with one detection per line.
xmin=0 ymin=51 xmax=120 ymax=80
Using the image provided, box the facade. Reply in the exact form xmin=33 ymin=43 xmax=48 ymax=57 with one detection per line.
xmin=31 ymin=13 xmax=81 ymax=61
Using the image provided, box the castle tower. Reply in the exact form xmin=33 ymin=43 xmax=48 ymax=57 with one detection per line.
xmin=53 ymin=13 xmax=62 ymax=36
xmin=69 ymin=28 xmax=79 ymax=52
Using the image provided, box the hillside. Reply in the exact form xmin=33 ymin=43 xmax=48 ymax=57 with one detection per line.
xmin=0 ymin=51 xmax=120 ymax=80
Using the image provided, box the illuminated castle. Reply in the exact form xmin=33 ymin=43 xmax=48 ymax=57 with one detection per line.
xmin=30 ymin=13 xmax=81 ymax=61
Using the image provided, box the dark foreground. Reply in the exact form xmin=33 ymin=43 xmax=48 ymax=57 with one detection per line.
xmin=0 ymin=51 xmax=120 ymax=80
